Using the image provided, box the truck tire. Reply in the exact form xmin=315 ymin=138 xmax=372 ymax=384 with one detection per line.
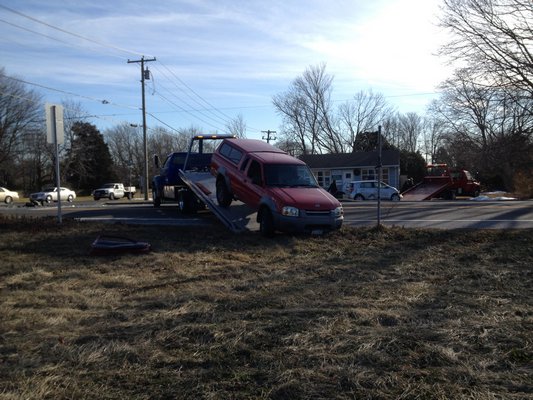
xmin=178 ymin=189 xmax=196 ymax=214
xmin=216 ymin=177 xmax=232 ymax=207
xmin=259 ymin=208 xmax=275 ymax=237
xmin=445 ymin=190 xmax=456 ymax=200
xmin=109 ymin=193 xmax=115 ymax=200
xmin=391 ymin=193 xmax=400 ymax=201
xmin=152 ymin=188 xmax=161 ymax=208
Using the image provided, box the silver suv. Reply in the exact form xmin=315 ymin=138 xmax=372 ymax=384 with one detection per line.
xmin=345 ymin=180 xmax=401 ymax=201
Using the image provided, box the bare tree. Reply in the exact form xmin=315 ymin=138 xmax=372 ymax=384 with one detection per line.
xmin=273 ymin=63 xmax=339 ymax=154
xmin=397 ymin=112 xmax=423 ymax=153
xmin=433 ymin=69 xmax=495 ymax=163
xmin=432 ymin=68 xmax=533 ymax=188
xmin=440 ymin=0 xmax=533 ymax=94
xmin=0 ymin=68 xmax=43 ymax=186
xmin=105 ymin=123 xmax=143 ymax=185
xmin=338 ymin=90 xmax=395 ymax=153
xmin=421 ymin=112 xmax=448 ymax=163
xmin=225 ymin=113 xmax=247 ymax=138
xmin=61 ymin=100 xmax=87 ymax=150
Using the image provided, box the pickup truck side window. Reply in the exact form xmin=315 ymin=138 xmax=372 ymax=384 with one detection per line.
xmin=247 ymin=160 xmax=262 ymax=185
xmin=240 ymin=157 xmax=250 ymax=172
xmin=219 ymin=143 xmax=243 ymax=165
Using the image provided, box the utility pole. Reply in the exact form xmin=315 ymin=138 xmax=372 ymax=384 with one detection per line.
xmin=128 ymin=56 xmax=156 ymax=200
xmin=377 ymin=125 xmax=382 ymax=228
xmin=262 ymin=130 xmax=277 ymax=144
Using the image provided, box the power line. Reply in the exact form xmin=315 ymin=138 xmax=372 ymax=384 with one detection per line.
xmin=0 ymin=4 xmax=145 ymax=57
xmin=1 ymin=74 xmax=138 ymax=111
xmin=0 ymin=4 xmax=271 ymax=134
xmin=150 ymin=66 xmax=230 ymax=129
xmin=153 ymin=90 xmax=228 ymax=133
xmin=0 ymin=88 xmax=135 ymax=127
xmin=157 ymin=63 xmax=235 ymax=123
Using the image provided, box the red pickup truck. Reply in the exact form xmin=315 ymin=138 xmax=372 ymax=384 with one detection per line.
xmin=211 ymin=138 xmax=343 ymax=236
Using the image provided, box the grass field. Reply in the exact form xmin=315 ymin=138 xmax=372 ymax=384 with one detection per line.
xmin=0 ymin=216 xmax=532 ymax=399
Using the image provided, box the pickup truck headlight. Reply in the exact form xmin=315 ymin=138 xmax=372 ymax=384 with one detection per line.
xmin=281 ymin=206 xmax=300 ymax=217
xmin=333 ymin=206 xmax=343 ymax=217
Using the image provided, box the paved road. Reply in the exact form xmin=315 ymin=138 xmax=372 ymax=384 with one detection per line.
xmin=342 ymin=200 xmax=533 ymax=229
xmin=1 ymin=199 xmax=533 ymax=230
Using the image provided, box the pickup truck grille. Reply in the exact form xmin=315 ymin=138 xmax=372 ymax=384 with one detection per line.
xmin=304 ymin=210 xmax=331 ymax=216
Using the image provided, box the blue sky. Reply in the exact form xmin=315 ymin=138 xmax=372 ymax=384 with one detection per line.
xmin=0 ymin=0 xmax=451 ymax=140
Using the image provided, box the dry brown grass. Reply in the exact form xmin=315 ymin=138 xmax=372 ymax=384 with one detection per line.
xmin=0 ymin=216 xmax=532 ymax=399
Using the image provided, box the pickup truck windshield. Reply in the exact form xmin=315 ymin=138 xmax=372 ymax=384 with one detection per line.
xmin=264 ymin=164 xmax=319 ymax=187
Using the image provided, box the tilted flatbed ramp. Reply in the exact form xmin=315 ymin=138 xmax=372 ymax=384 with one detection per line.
xmin=178 ymin=170 xmax=258 ymax=232
xmin=401 ymin=181 xmax=450 ymax=201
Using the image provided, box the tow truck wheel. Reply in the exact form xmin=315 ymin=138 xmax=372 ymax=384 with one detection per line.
xmin=178 ymin=190 xmax=196 ymax=214
xmin=45 ymin=195 xmax=52 ymax=204
xmin=152 ymin=189 xmax=161 ymax=207
xmin=216 ymin=177 xmax=232 ymax=207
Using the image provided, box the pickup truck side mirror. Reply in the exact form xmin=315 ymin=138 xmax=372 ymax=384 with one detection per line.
xmin=154 ymin=154 xmax=160 ymax=168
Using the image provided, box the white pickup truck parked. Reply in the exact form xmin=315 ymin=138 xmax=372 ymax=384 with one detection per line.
xmin=93 ymin=183 xmax=136 ymax=200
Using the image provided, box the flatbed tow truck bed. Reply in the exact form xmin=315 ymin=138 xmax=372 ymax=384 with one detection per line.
xmin=178 ymin=169 xmax=258 ymax=233
xmin=401 ymin=181 xmax=450 ymax=201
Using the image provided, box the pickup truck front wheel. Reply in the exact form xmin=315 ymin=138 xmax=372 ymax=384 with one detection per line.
xmin=109 ymin=193 xmax=115 ymax=200
xmin=259 ymin=208 xmax=275 ymax=237
xmin=216 ymin=177 xmax=232 ymax=207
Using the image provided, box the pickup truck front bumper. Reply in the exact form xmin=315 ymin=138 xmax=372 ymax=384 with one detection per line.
xmin=273 ymin=210 xmax=343 ymax=234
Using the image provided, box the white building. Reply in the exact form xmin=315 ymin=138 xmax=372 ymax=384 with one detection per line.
xmin=300 ymin=149 xmax=401 ymax=192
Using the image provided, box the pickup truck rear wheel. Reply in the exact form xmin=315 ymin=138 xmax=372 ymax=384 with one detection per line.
xmin=216 ymin=178 xmax=232 ymax=207
xmin=259 ymin=208 xmax=275 ymax=237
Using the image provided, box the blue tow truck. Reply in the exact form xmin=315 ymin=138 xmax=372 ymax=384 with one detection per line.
xmin=152 ymin=135 xmax=255 ymax=232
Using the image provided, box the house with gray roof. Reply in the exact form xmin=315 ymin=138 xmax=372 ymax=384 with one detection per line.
xmin=300 ymin=149 xmax=401 ymax=192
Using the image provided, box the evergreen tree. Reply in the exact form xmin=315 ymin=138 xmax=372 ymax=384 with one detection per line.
xmin=65 ymin=122 xmax=116 ymax=193
xmin=399 ymin=150 xmax=426 ymax=184
xmin=351 ymin=131 xmax=393 ymax=152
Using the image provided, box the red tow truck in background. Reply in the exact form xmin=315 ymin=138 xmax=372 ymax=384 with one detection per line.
xmin=401 ymin=163 xmax=481 ymax=201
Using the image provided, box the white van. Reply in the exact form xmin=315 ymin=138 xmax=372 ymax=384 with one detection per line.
xmin=344 ymin=180 xmax=402 ymax=201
